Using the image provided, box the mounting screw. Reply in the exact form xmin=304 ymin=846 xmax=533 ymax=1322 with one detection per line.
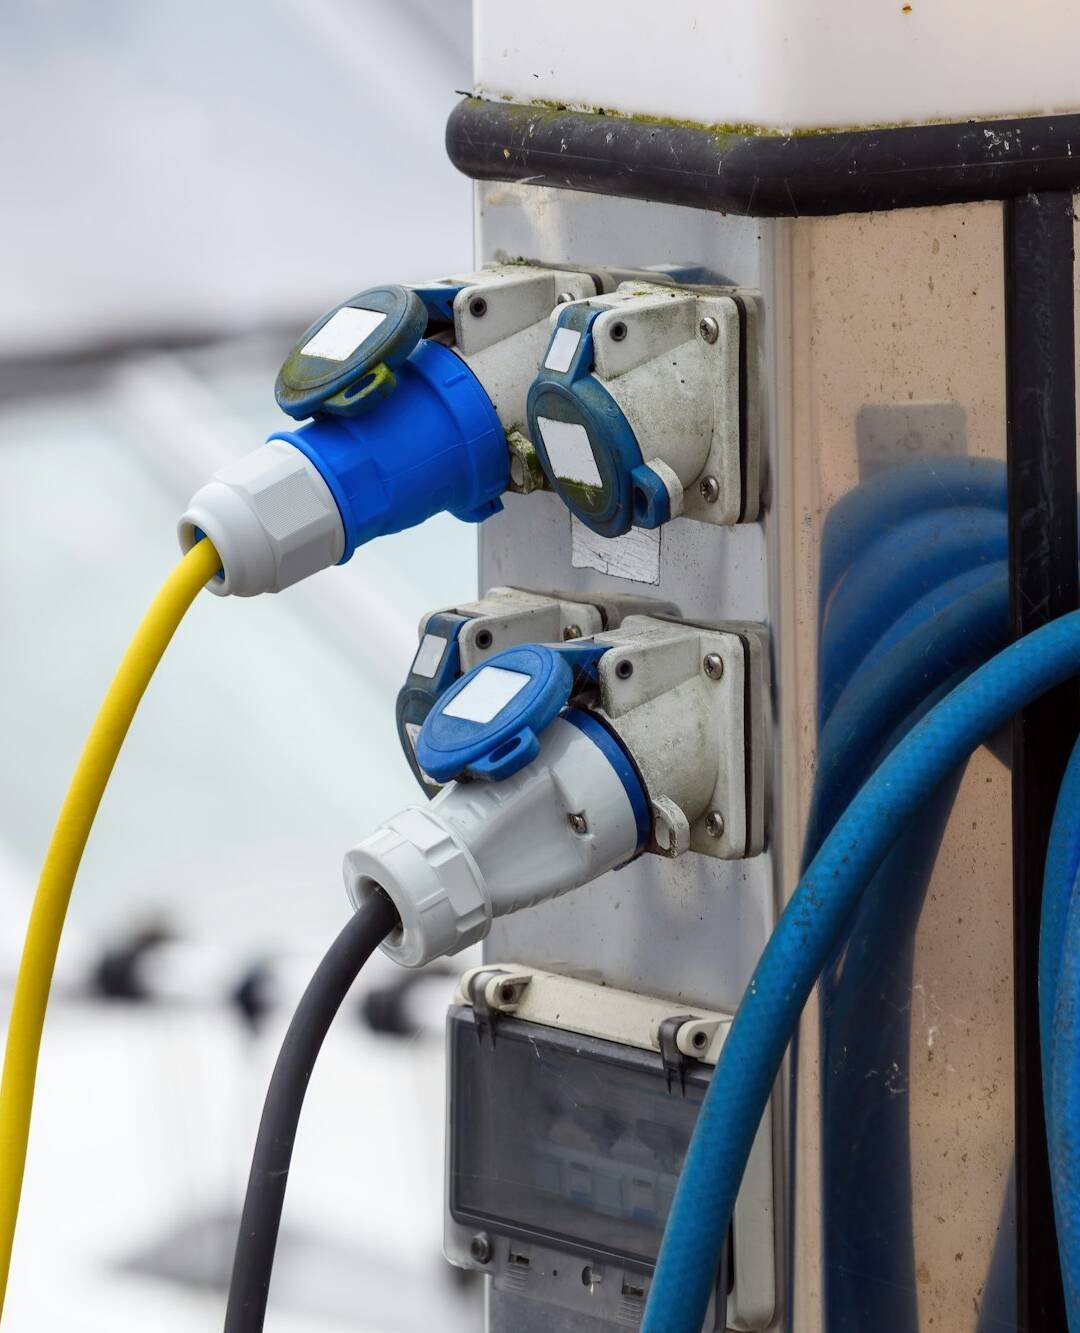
xmin=556 ymin=290 xmax=574 ymax=304
xmin=703 ymin=652 xmax=724 ymax=680
xmin=568 ymin=812 xmax=588 ymax=835
xmin=698 ymin=315 xmax=719 ymax=344
xmin=470 ymin=1233 xmax=493 ymax=1265
xmin=704 ymin=810 xmax=725 ymax=839
xmin=475 ymin=628 xmax=494 ymax=650
xmin=468 ymin=295 xmax=488 ymax=319
xmin=615 ymin=659 xmax=634 ymax=680
xmin=563 ymin=624 xmax=582 ymax=640
xmin=698 ymin=475 xmax=719 ymax=504
xmin=608 ymin=319 xmax=628 ymax=342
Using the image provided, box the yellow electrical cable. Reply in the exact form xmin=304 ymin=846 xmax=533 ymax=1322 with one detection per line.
xmin=0 ymin=537 xmax=220 ymax=1315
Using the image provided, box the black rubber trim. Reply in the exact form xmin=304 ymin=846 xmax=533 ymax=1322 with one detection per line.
xmin=1004 ymin=190 xmax=1077 ymax=1332
xmin=730 ymin=295 xmax=749 ymax=522
xmin=448 ymin=99 xmax=1080 ymax=217
xmin=734 ymin=631 xmax=754 ymax=859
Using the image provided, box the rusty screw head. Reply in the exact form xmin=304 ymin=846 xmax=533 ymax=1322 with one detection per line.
xmin=563 ymin=624 xmax=582 ymax=640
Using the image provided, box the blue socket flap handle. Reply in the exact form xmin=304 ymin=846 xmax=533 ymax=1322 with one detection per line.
xmin=416 ymin=642 xmax=606 ymax=783
xmin=275 ymin=285 xmax=428 ymax=420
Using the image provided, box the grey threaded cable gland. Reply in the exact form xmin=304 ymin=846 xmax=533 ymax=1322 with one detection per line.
xmin=178 ymin=441 xmax=344 ymax=596
xmin=342 ymin=717 xmax=642 ymax=968
xmin=344 ymin=808 xmax=490 ymax=968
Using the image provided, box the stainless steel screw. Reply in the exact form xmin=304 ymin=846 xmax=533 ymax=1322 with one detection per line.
xmin=568 ymin=812 xmax=588 ymax=835
xmin=698 ymin=315 xmax=719 ymax=343
xmin=704 ymin=810 xmax=725 ymax=838
xmin=470 ymin=1233 xmax=493 ymax=1265
xmin=703 ymin=653 xmax=724 ymax=680
xmin=556 ymin=291 xmax=574 ymax=304
xmin=699 ymin=475 xmax=719 ymax=504
xmin=469 ymin=295 xmax=488 ymax=318
xmin=563 ymin=624 xmax=583 ymax=640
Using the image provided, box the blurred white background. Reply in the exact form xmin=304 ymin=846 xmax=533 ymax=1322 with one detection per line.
xmin=0 ymin=2 xmax=481 ymax=1328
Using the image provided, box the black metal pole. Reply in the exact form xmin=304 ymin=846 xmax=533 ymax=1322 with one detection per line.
xmin=1004 ymin=189 xmax=1078 ymax=1331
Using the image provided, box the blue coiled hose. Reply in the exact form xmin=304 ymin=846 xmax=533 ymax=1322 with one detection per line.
xmin=1042 ymin=735 xmax=1080 ymax=1330
xmin=642 ymin=609 xmax=1080 ymax=1333
xmin=1042 ymin=737 xmax=1080 ymax=1077
xmin=1050 ymin=864 xmax=1080 ymax=1329
xmin=817 ymin=507 xmax=1007 ymax=720
xmin=807 ymin=573 xmax=1008 ymax=857
xmin=817 ymin=457 xmax=1006 ymax=601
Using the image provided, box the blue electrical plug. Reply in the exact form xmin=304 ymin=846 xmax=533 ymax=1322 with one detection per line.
xmin=179 ymin=284 xmax=508 ymax=595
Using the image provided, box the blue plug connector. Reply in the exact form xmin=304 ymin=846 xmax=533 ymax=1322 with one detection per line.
xmin=179 ymin=284 xmax=508 ymax=596
xmin=270 ymin=338 xmax=505 ymax=561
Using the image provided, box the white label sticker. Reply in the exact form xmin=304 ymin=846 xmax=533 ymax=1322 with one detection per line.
xmin=443 ymin=666 xmax=530 ymax=724
xmin=537 ymin=416 xmax=603 ymax=488
xmin=571 ymin=515 xmax=661 ymax=585
xmin=411 ymin=632 xmax=447 ymax=679
xmin=544 ymin=327 xmax=580 ymax=373
xmin=301 ymin=306 xmax=387 ymax=362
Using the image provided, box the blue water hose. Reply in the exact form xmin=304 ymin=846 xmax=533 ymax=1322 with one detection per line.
xmin=821 ymin=740 xmax=964 ymax=1332
xmin=814 ymin=564 xmax=1010 ymax=1329
xmin=807 ymin=574 xmax=1009 ymax=858
xmin=848 ymin=561 xmax=1007 ymax=699
xmin=642 ymin=609 xmax=1080 ymax=1333
xmin=1041 ymin=734 xmax=1080 ymax=1331
xmin=817 ymin=508 xmax=1007 ymax=721
xmin=1050 ymin=864 xmax=1080 ymax=1329
xmin=817 ymin=457 xmax=1006 ymax=604
xmin=1042 ymin=735 xmax=1080 ymax=1087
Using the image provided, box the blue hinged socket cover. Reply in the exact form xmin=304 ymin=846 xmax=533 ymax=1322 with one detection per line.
xmin=527 ymin=305 xmax=667 ymax=538
xmin=416 ymin=642 xmax=607 ymax=783
xmin=396 ymin=611 xmax=472 ymax=795
xmin=275 ymin=285 xmax=429 ymax=420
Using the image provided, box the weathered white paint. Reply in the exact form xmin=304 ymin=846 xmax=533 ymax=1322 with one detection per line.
xmin=475 ymin=0 xmax=1080 ymax=131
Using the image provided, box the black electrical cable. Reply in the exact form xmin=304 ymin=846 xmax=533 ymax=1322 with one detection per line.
xmin=224 ymin=889 xmax=400 ymax=1332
